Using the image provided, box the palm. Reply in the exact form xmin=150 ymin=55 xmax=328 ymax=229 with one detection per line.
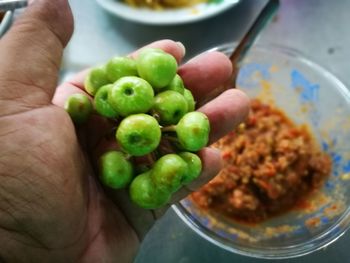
xmin=3 ymin=103 xmax=141 ymax=261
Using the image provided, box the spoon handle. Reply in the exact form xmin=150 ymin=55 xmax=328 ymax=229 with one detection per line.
xmin=230 ymin=0 xmax=280 ymax=80
xmin=0 ymin=0 xmax=28 ymax=11
xmin=198 ymin=0 xmax=280 ymax=107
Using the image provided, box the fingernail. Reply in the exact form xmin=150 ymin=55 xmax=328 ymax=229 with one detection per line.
xmin=176 ymin=41 xmax=186 ymax=57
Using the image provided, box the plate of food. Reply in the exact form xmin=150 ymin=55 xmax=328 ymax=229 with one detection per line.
xmin=95 ymin=0 xmax=240 ymax=25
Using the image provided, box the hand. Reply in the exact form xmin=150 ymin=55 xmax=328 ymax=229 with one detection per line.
xmin=0 ymin=0 xmax=249 ymax=262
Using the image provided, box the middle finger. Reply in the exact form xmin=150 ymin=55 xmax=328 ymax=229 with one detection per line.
xmin=198 ymin=88 xmax=250 ymax=144
xmin=178 ymin=50 xmax=233 ymax=104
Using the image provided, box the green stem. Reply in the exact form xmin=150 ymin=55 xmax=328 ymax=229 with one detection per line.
xmin=151 ymin=110 xmax=160 ymax=122
xmin=162 ymin=135 xmax=179 ymax=143
xmin=124 ymin=153 xmax=132 ymax=160
xmin=111 ymin=117 xmax=119 ymax=123
xmin=161 ymin=125 xmax=176 ymax=132
xmin=147 ymin=153 xmax=156 ymax=165
xmin=104 ymin=127 xmax=117 ymax=140
xmin=158 ymin=143 xmax=173 ymax=155
xmin=153 ymin=149 xmax=160 ymax=160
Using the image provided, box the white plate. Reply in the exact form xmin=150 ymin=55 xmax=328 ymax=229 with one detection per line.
xmin=95 ymin=0 xmax=240 ymax=25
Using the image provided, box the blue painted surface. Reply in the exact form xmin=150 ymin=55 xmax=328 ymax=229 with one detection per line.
xmin=331 ymin=153 xmax=342 ymax=164
xmin=322 ymin=142 xmax=329 ymax=151
xmin=237 ymin=63 xmax=271 ymax=88
xmin=291 ymin=70 xmax=320 ymax=103
xmin=325 ymin=181 xmax=335 ymax=190
xmin=330 ymin=151 xmax=342 ymax=177
xmin=321 ymin=217 xmax=330 ymax=224
xmin=342 ymin=161 xmax=350 ymax=173
xmin=290 ymin=69 xmax=322 ymax=126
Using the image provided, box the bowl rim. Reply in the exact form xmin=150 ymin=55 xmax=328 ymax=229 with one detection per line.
xmin=172 ymin=43 xmax=350 ymax=259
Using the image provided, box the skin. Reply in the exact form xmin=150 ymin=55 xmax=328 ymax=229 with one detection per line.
xmin=0 ymin=0 xmax=250 ymax=262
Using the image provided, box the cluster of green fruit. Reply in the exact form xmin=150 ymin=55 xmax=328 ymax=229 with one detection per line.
xmin=64 ymin=48 xmax=210 ymax=209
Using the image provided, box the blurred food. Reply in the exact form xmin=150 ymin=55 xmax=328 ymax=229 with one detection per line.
xmin=123 ymin=0 xmax=207 ymax=9
xmin=191 ymin=99 xmax=332 ymax=224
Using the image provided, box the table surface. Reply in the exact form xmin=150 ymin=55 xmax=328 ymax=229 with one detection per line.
xmin=63 ymin=0 xmax=350 ymax=262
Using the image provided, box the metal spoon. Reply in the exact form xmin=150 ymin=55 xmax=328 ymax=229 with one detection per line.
xmin=230 ymin=0 xmax=280 ymax=84
xmin=200 ymin=0 xmax=280 ymax=106
xmin=0 ymin=0 xmax=28 ymax=12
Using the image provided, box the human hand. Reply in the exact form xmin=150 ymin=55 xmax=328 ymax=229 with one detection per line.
xmin=0 ymin=0 xmax=249 ymax=262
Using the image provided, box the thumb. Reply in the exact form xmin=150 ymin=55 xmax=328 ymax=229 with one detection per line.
xmin=0 ymin=0 xmax=73 ymax=116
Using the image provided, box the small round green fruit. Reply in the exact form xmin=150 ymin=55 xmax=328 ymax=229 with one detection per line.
xmin=99 ymin=151 xmax=133 ymax=189
xmin=151 ymin=154 xmax=187 ymax=193
xmin=84 ymin=66 xmax=110 ymax=96
xmin=106 ymin=56 xmax=138 ymax=83
xmin=153 ymin=90 xmax=188 ymax=125
xmin=176 ymin=112 xmax=210 ymax=151
xmin=64 ymin=93 xmax=93 ymax=125
xmin=136 ymin=48 xmax=178 ymax=89
xmin=129 ymin=171 xmax=171 ymax=209
xmin=116 ymin=114 xmax=161 ymax=156
xmin=183 ymin=88 xmax=196 ymax=112
xmin=94 ymin=84 xmax=118 ymax=118
xmin=178 ymin=152 xmax=202 ymax=184
xmin=108 ymin=76 xmax=154 ymax=117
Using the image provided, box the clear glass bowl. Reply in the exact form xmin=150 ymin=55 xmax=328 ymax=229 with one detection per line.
xmin=172 ymin=43 xmax=350 ymax=259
